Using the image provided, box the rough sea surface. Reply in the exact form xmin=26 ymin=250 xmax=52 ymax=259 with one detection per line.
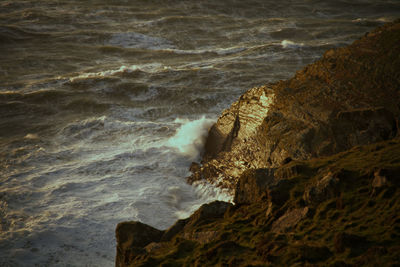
xmin=1 ymin=1 xmax=399 ymax=266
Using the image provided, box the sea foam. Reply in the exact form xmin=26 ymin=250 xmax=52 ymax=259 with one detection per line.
xmin=168 ymin=116 xmax=214 ymax=160
xmin=281 ymin=40 xmax=304 ymax=49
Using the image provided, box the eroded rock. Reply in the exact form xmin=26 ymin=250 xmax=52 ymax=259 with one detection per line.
xmin=190 ymin=21 xmax=400 ymax=192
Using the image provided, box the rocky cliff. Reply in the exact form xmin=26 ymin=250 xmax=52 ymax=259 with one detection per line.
xmin=189 ymin=20 xmax=400 ymax=191
xmin=116 ymin=20 xmax=400 ymax=266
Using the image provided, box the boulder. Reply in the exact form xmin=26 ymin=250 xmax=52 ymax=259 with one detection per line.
xmin=115 ymin=221 xmax=163 ymax=267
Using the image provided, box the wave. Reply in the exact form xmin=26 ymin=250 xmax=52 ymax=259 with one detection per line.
xmin=167 ymin=116 xmax=214 ymax=160
xmin=280 ymin=40 xmax=305 ymax=49
xmin=107 ymin=32 xmax=175 ymax=50
xmin=67 ymin=63 xmax=163 ymax=82
xmin=165 ymin=46 xmax=247 ymax=56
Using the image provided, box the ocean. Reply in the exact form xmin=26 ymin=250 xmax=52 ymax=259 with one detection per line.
xmin=1 ymin=0 xmax=399 ymax=266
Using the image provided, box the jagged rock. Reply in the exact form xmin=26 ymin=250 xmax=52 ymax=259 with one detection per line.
xmin=116 ymin=21 xmax=400 ymax=267
xmin=234 ymin=168 xmax=275 ymax=204
xmin=161 ymin=218 xmax=189 ymax=242
xmin=115 ymin=221 xmax=164 ymax=267
xmin=190 ymin=20 xmax=400 ymax=192
xmin=271 ymin=207 xmax=309 ymax=233
xmin=185 ymin=200 xmax=233 ymax=229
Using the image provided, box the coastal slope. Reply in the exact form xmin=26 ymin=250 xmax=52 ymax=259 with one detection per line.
xmin=116 ymin=20 xmax=400 ymax=266
xmin=189 ymin=20 xmax=400 ymax=191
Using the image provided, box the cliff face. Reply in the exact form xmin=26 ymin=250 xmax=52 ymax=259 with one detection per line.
xmin=116 ymin=20 xmax=400 ymax=267
xmin=189 ymin=20 xmax=400 ymax=191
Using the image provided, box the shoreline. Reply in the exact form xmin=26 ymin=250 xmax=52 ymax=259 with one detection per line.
xmin=115 ymin=20 xmax=400 ymax=266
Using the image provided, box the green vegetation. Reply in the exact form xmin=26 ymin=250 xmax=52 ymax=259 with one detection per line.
xmin=126 ymin=138 xmax=400 ymax=266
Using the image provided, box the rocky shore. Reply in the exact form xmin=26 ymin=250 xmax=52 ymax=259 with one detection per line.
xmin=116 ymin=20 xmax=400 ymax=266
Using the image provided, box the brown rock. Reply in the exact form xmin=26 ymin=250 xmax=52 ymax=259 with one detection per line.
xmin=161 ymin=218 xmax=189 ymax=242
xmin=304 ymin=171 xmax=340 ymax=204
xmin=267 ymin=179 xmax=294 ymax=206
xmin=185 ymin=200 xmax=233 ymax=229
xmin=234 ymin=168 xmax=275 ymax=204
xmin=183 ymin=230 xmax=219 ymax=244
xmin=190 ymin=20 xmax=400 ymax=192
xmin=271 ymin=207 xmax=309 ymax=233
xmin=115 ymin=221 xmax=163 ymax=267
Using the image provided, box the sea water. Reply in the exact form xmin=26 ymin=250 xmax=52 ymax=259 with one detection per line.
xmin=1 ymin=0 xmax=399 ymax=266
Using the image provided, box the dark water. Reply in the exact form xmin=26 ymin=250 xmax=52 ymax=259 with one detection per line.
xmin=0 ymin=0 xmax=399 ymax=266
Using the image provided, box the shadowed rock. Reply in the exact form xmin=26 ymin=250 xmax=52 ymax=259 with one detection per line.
xmin=304 ymin=171 xmax=340 ymax=205
xmin=234 ymin=168 xmax=275 ymax=204
xmin=189 ymin=20 xmax=400 ymax=192
xmin=115 ymin=221 xmax=164 ymax=267
xmin=271 ymin=207 xmax=309 ymax=233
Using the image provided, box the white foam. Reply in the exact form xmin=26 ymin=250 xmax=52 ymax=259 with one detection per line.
xmin=165 ymin=46 xmax=246 ymax=56
xmin=281 ymin=40 xmax=304 ymax=49
xmin=167 ymin=116 xmax=214 ymax=160
xmin=172 ymin=177 xmax=233 ymax=220
xmin=68 ymin=63 xmax=163 ymax=82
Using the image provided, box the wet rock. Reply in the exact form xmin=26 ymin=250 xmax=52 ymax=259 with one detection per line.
xmin=271 ymin=207 xmax=309 ymax=233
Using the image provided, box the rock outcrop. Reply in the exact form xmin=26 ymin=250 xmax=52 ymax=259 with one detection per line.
xmin=189 ymin=20 xmax=400 ymax=191
xmin=116 ymin=21 xmax=400 ymax=266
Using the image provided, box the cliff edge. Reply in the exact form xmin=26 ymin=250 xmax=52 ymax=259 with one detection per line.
xmin=189 ymin=20 xmax=400 ymax=191
xmin=116 ymin=20 xmax=400 ymax=266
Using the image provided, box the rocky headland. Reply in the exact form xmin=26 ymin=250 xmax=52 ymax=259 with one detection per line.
xmin=116 ymin=20 xmax=400 ymax=266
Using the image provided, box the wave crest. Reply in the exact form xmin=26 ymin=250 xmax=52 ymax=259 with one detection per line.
xmin=168 ymin=116 xmax=214 ymax=160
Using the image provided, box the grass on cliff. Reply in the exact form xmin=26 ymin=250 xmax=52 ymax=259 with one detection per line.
xmin=131 ymin=138 xmax=400 ymax=266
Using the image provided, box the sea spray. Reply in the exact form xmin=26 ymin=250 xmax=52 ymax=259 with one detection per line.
xmin=168 ymin=116 xmax=214 ymax=160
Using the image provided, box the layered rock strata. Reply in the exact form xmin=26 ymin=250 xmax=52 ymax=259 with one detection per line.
xmin=116 ymin=20 xmax=400 ymax=266
xmin=189 ymin=20 xmax=400 ymax=191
